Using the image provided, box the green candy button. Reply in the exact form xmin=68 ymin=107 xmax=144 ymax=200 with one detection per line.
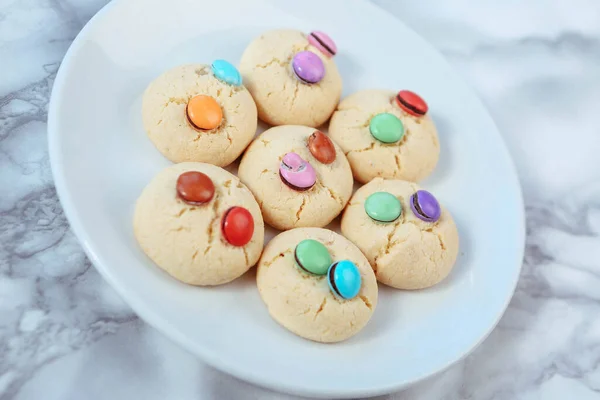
xmin=369 ymin=113 xmax=404 ymax=143
xmin=365 ymin=192 xmax=402 ymax=223
xmin=294 ymin=239 xmax=332 ymax=275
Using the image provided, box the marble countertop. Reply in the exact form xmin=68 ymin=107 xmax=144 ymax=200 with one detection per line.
xmin=2 ymin=0 xmax=600 ymax=399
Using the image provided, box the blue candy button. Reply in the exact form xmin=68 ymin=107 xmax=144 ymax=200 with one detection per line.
xmin=211 ymin=59 xmax=242 ymax=86
xmin=328 ymin=260 xmax=362 ymax=300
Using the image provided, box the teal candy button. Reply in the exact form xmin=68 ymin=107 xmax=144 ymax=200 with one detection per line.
xmin=364 ymin=192 xmax=401 ymax=223
xmin=211 ymin=59 xmax=242 ymax=86
xmin=369 ymin=113 xmax=404 ymax=143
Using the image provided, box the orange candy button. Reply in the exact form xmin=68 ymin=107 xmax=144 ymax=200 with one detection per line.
xmin=186 ymin=95 xmax=223 ymax=131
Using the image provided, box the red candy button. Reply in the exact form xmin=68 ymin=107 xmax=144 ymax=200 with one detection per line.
xmin=395 ymin=90 xmax=428 ymax=117
xmin=222 ymin=207 xmax=254 ymax=246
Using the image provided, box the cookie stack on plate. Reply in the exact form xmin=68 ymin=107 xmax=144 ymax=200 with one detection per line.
xmin=134 ymin=29 xmax=459 ymax=343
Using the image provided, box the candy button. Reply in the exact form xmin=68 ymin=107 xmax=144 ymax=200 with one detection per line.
xmin=211 ymin=59 xmax=242 ymax=87
xmin=369 ymin=113 xmax=404 ymax=144
xmin=410 ymin=190 xmax=441 ymax=222
xmin=176 ymin=171 xmax=215 ymax=205
xmin=328 ymin=260 xmax=361 ymax=300
xmin=186 ymin=95 xmax=223 ymax=131
xmin=279 ymin=152 xmax=317 ymax=191
xmin=308 ymin=130 xmax=336 ymax=164
xmin=292 ymin=51 xmax=325 ymax=84
xmin=294 ymin=239 xmax=332 ymax=275
xmin=364 ymin=192 xmax=401 ymax=223
xmin=222 ymin=207 xmax=254 ymax=246
xmin=308 ymin=31 xmax=337 ymax=58
xmin=395 ymin=90 xmax=428 ymax=117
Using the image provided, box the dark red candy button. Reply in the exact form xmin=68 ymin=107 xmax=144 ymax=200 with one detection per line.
xmin=308 ymin=130 xmax=336 ymax=164
xmin=222 ymin=207 xmax=254 ymax=246
xmin=395 ymin=90 xmax=428 ymax=117
xmin=176 ymin=171 xmax=215 ymax=205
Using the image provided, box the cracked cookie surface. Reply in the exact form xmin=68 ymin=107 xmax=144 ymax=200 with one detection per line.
xmin=329 ymin=89 xmax=440 ymax=183
xmin=341 ymin=178 xmax=459 ymax=289
xmin=238 ymin=125 xmax=353 ymax=230
xmin=142 ymin=64 xmax=257 ymax=166
xmin=257 ymin=228 xmax=378 ymax=343
xmin=133 ymin=162 xmax=264 ymax=285
xmin=238 ymin=29 xmax=342 ymax=127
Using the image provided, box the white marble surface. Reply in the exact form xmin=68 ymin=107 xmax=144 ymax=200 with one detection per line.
xmin=1 ymin=0 xmax=600 ymax=398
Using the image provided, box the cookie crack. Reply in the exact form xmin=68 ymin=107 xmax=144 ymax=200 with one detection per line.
xmin=373 ymin=221 xmax=402 ymax=272
xmin=166 ymin=96 xmax=187 ymax=106
xmin=295 ymin=197 xmax=307 ymax=222
xmin=168 ymin=226 xmax=189 ymax=233
xmin=299 ymin=307 xmax=312 ymax=316
xmin=262 ymin=249 xmax=292 ymax=267
xmin=359 ymin=295 xmax=373 ymax=310
xmin=222 ymin=179 xmax=233 ymax=195
xmin=255 ymin=57 xmax=286 ymax=69
xmin=192 ymin=115 xmax=234 ymax=148
xmin=326 ymin=186 xmax=345 ymax=207
xmin=430 ymin=229 xmax=446 ymax=251
xmin=175 ymin=207 xmax=189 ymax=217
xmin=159 ymin=96 xmax=188 ymax=117
xmin=290 ymin=79 xmax=300 ymax=109
xmin=255 ymin=43 xmax=310 ymax=70
xmin=394 ymin=154 xmax=401 ymax=172
xmin=313 ymin=298 xmax=327 ymax=321
xmin=242 ymin=247 xmax=249 ymax=265
xmin=345 ymin=143 xmax=375 ymax=155
xmin=204 ymin=195 xmax=221 ymax=255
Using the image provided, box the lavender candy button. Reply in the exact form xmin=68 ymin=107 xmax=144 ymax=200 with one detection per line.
xmin=410 ymin=190 xmax=441 ymax=222
xmin=292 ymin=51 xmax=325 ymax=84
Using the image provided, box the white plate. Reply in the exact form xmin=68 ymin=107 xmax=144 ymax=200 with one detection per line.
xmin=48 ymin=0 xmax=525 ymax=397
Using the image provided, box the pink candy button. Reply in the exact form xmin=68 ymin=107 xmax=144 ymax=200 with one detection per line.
xmin=308 ymin=31 xmax=337 ymax=58
xmin=279 ymin=152 xmax=316 ymax=191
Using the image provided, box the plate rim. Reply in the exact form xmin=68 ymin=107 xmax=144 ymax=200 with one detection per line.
xmin=47 ymin=0 xmax=526 ymax=397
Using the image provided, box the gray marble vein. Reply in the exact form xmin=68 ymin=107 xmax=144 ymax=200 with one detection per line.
xmin=1 ymin=0 xmax=600 ymax=398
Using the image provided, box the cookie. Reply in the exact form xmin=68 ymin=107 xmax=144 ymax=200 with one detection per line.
xmin=329 ymin=89 xmax=440 ymax=183
xmin=341 ymin=178 xmax=459 ymax=289
xmin=133 ymin=162 xmax=264 ymax=286
xmin=257 ymin=228 xmax=378 ymax=343
xmin=142 ymin=61 xmax=257 ymax=166
xmin=238 ymin=125 xmax=353 ymax=230
xmin=239 ymin=29 xmax=342 ymax=127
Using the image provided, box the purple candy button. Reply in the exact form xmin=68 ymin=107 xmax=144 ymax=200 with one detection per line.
xmin=410 ymin=190 xmax=441 ymax=222
xmin=292 ymin=51 xmax=325 ymax=84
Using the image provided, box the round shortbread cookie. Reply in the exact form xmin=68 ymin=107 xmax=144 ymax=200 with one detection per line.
xmin=341 ymin=178 xmax=459 ymax=289
xmin=238 ymin=125 xmax=353 ymax=230
xmin=329 ymin=89 xmax=440 ymax=183
xmin=239 ymin=29 xmax=342 ymax=127
xmin=257 ymin=228 xmax=378 ymax=343
xmin=133 ymin=162 xmax=264 ymax=286
xmin=142 ymin=63 xmax=257 ymax=166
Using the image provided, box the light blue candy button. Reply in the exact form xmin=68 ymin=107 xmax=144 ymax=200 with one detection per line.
xmin=328 ymin=260 xmax=362 ymax=300
xmin=211 ymin=59 xmax=242 ymax=87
